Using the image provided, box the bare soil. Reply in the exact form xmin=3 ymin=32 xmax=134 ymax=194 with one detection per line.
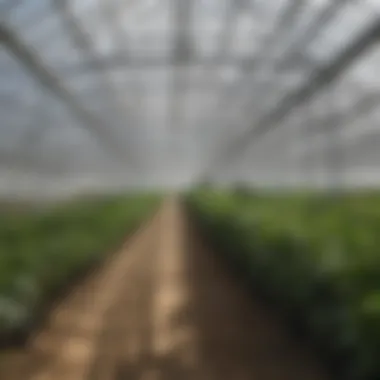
xmin=0 ymin=198 xmax=330 ymax=380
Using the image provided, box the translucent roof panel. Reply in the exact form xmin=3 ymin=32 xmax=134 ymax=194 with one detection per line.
xmin=0 ymin=0 xmax=379 ymax=193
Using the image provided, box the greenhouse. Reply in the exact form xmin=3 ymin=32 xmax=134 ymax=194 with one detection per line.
xmin=0 ymin=1 xmax=379 ymax=379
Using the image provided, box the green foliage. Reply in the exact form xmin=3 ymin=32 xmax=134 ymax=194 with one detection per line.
xmin=187 ymin=190 xmax=380 ymax=380
xmin=0 ymin=194 xmax=159 ymax=339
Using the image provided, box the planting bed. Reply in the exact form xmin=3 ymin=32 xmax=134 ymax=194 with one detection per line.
xmin=187 ymin=189 xmax=380 ymax=380
xmin=0 ymin=193 xmax=160 ymax=346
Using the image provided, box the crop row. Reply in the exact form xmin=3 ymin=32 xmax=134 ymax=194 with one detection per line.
xmin=187 ymin=190 xmax=380 ymax=380
xmin=0 ymin=193 xmax=160 ymax=344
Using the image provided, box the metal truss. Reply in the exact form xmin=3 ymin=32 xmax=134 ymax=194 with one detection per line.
xmin=0 ymin=0 xmax=379 ymax=183
xmin=199 ymin=16 xmax=380 ymax=181
xmin=1 ymin=21 xmax=131 ymax=163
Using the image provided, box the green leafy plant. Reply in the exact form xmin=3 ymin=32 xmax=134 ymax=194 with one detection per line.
xmin=0 ymin=193 xmax=160 ymax=342
xmin=187 ymin=190 xmax=380 ymax=380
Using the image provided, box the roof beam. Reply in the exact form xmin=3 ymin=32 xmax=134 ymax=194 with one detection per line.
xmin=0 ymin=21 xmax=132 ymax=163
xmin=195 ymin=0 xmax=308 ymax=141
xmin=198 ymin=17 xmax=380 ymax=181
xmin=52 ymin=0 xmax=141 ymax=159
xmin=213 ymin=0 xmax=355 ymax=135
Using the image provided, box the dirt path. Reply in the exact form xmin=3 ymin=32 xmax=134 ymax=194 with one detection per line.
xmin=1 ymin=198 xmax=330 ymax=380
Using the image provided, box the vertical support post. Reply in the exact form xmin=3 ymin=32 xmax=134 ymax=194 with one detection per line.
xmin=169 ymin=0 xmax=193 ymax=132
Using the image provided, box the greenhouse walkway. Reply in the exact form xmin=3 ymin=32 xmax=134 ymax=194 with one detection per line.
xmin=1 ymin=198 xmax=330 ymax=380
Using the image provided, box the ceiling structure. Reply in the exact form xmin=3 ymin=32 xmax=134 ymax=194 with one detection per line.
xmin=0 ymin=0 xmax=379 ymax=194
